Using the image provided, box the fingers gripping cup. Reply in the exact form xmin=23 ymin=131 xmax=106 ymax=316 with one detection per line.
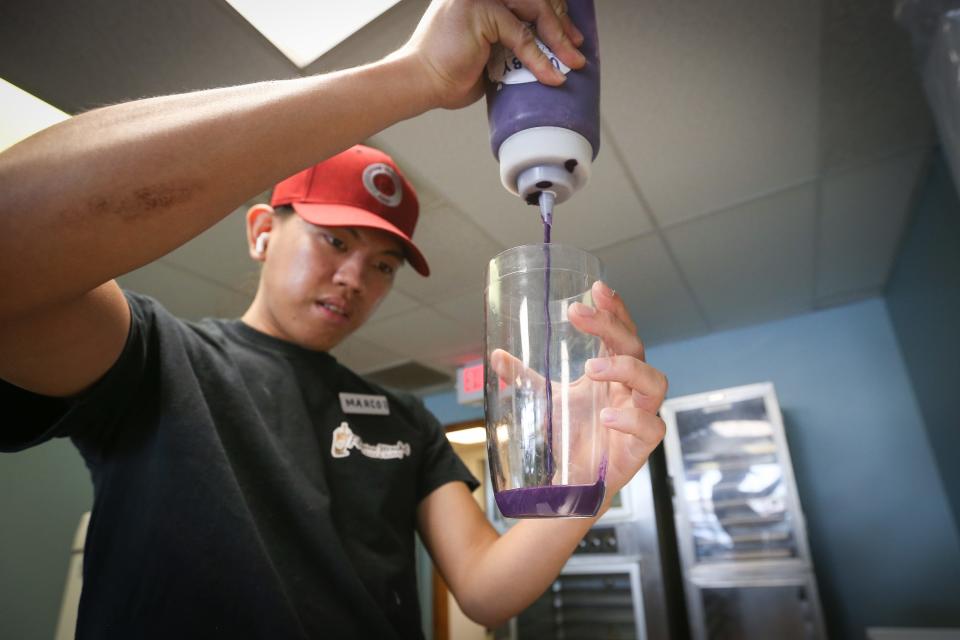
xmin=485 ymin=245 xmax=609 ymax=518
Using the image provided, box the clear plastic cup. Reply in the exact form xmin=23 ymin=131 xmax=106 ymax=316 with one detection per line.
xmin=484 ymin=244 xmax=609 ymax=518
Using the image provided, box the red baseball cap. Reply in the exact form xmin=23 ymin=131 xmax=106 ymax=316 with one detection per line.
xmin=271 ymin=145 xmax=429 ymax=276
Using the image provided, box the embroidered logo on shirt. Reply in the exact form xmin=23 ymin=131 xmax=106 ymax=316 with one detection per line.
xmin=331 ymin=422 xmax=411 ymax=460
xmin=339 ymin=392 xmax=390 ymax=415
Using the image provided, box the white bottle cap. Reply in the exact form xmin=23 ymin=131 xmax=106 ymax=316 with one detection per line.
xmin=516 ymin=165 xmax=574 ymax=204
xmin=497 ymin=126 xmax=593 ymax=205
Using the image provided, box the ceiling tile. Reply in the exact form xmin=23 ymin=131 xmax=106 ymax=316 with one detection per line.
xmin=600 ymin=0 xmax=820 ymax=227
xmin=0 ymin=0 xmax=298 ymax=114
xmin=419 ymin=349 xmax=485 ymax=379
xmin=548 ymin=126 xmax=654 ymax=250
xmin=370 ymin=288 xmax=421 ymax=321
xmin=163 ymin=207 xmax=260 ymax=295
xmin=302 ymin=0 xmax=426 ymax=75
xmin=593 ymin=234 xmax=710 ymax=346
xmin=117 ymin=260 xmax=252 ymax=320
xmin=816 ymin=150 xmax=928 ymax=298
xmin=330 ymin=334 xmax=406 ymax=374
xmin=819 ymin=0 xmax=934 ymax=170
xmin=813 ymin=285 xmax=883 ymax=311
xmin=371 ymin=102 xmax=523 ymax=244
xmin=223 ymin=0 xmax=403 ymax=69
xmin=432 ymin=289 xmax=485 ymax=342
xmin=665 ymin=183 xmax=818 ymax=329
xmin=390 ymin=190 xmax=504 ymax=303
xmin=361 ymin=360 xmax=452 ymax=392
xmin=355 ymin=306 xmax=478 ymax=363
xmin=425 ymin=289 xmax=488 ymax=375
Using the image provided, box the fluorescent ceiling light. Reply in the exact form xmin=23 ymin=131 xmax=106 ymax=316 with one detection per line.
xmin=225 ymin=0 xmax=402 ymax=68
xmin=446 ymin=427 xmax=486 ymax=446
xmin=710 ymin=420 xmax=773 ymax=439
xmin=0 ymin=78 xmax=69 ymax=153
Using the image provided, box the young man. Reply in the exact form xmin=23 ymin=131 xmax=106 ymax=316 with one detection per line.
xmin=0 ymin=0 xmax=668 ymax=638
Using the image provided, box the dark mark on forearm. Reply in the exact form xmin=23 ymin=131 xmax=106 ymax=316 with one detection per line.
xmin=133 ymin=183 xmax=197 ymax=213
xmin=60 ymin=181 xmax=202 ymax=224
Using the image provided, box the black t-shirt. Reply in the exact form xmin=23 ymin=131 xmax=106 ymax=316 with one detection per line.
xmin=1 ymin=292 xmax=478 ymax=639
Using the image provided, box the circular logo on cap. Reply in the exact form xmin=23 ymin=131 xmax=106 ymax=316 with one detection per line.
xmin=362 ymin=163 xmax=403 ymax=207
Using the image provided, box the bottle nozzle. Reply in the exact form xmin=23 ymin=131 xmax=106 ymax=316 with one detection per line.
xmin=539 ymin=190 xmax=555 ymax=244
xmin=517 ymin=165 xmax=575 ymax=205
xmin=539 ymin=191 xmax=556 ymax=225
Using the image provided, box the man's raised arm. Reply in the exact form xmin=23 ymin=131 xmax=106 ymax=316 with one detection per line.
xmin=0 ymin=0 xmax=582 ymax=397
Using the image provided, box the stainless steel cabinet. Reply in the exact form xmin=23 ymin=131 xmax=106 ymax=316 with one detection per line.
xmin=496 ymin=560 xmax=647 ymax=640
xmin=660 ymin=383 xmax=827 ymax=640
xmin=487 ymin=463 xmax=676 ymax=640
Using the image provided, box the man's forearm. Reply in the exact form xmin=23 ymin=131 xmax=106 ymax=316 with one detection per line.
xmin=458 ymin=495 xmax=614 ymax=628
xmin=0 ymin=52 xmax=434 ymax=319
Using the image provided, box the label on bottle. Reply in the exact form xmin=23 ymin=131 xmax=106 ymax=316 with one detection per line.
xmin=486 ymin=29 xmax=572 ymax=85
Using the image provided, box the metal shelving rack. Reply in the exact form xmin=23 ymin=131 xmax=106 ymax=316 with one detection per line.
xmin=660 ymin=382 xmax=828 ymax=640
xmin=487 ymin=462 xmax=676 ymax=639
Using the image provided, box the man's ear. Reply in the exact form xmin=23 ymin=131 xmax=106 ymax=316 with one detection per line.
xmin=246 ymin=204 xmax=274 ymax=262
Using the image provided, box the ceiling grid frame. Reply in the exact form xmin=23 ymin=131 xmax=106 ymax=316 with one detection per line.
xmin=599 ymin=119 xmax=714 ymax=333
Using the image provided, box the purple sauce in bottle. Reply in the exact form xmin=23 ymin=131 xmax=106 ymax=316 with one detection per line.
xmin=486 ymin=0 xmax=601 ymax=164
xmin=540 ymin=194 xmax=555 ymax=480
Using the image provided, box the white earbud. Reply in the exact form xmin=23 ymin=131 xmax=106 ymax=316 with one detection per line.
xmin=255 ymin=232 xmax=270 ymax=255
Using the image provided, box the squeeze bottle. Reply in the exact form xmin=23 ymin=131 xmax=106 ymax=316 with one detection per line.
xmin=485 ymin=0 xmax=600 ymax=206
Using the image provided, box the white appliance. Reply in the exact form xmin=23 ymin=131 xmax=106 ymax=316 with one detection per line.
xmin=660 ymin=383 xmax=827 ymax=640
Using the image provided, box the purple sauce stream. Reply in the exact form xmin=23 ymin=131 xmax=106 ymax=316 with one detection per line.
xmin=495 ymin=480 xmax=605 ymax=518
xmin=540 ymin=196 xmax=554 ymax=481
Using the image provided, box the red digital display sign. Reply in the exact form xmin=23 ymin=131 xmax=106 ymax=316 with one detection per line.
xmin=458 ymin=361 xmax=510 ymax=405
xmin=457 ymin=361 xmax=484 ymax=405
xmin=461 ymin=362 xmax=484 ymax=395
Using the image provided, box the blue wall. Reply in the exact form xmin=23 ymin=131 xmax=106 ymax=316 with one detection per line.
xmin=422 ymin=390 xmax=483 ymax=425
xmin=646 ymin=299 xmax=960 ymax=638
xmin=425 ymin=299 xmax=960 ymax=639
xmin=886 ymin=151 xmax=960 ymax=536
xmin=0 ymin=439 xmax=93 ymax=640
